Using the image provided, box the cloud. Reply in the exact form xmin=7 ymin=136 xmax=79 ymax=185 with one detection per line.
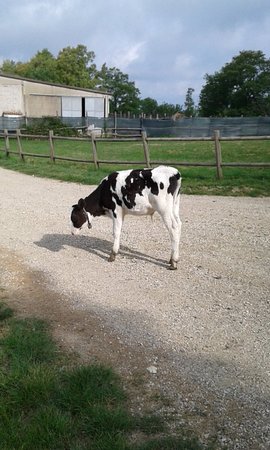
xmin=0 ymin=0 xmax=270 ymax=104
xmin=109 ymin=42 xmax=146 ymax=71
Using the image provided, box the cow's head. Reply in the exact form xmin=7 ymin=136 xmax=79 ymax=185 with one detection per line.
xmin=70 ymin=198 xmax=92 ymax=235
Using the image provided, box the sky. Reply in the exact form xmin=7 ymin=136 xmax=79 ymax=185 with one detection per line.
xmin=0 ymin=0 xmax=270 ymax=106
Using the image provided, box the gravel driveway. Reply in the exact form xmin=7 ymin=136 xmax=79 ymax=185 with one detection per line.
xmin=0 ymin=167 xmax=269 ymax=449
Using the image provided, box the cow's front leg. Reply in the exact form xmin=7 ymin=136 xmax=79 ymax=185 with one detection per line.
xmin=108 ymin=215 xmax=123 ymax=262
xmin=108 ymin=251 xmax=117 ymax=262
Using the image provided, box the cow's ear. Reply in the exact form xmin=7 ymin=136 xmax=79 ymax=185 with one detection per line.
xmin=78 ymin=198 xmax=86 ymax=209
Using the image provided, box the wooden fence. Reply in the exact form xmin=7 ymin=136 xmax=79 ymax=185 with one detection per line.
xmin=0 ymin=129 xmax=270 ymax=180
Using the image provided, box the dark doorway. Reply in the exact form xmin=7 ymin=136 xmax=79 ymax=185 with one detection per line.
xmin=82 ymin=98 xmax=85 ymax=117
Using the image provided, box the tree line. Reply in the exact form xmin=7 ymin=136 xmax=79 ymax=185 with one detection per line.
xmin=1 ymin=45 xmax=270 ymax=117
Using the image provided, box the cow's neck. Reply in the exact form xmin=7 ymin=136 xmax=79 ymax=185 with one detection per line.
xmin=84 ymin=186 xmax=105 ymax=217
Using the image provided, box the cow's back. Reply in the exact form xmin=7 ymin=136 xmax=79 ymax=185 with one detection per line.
xmin=111 ymin=166 xmax=180 ymax=215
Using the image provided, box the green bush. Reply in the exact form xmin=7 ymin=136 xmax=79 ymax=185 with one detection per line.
xmin=23 ymin=117 xmax=79 ymax=137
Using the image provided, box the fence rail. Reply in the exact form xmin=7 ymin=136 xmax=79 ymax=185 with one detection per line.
xmin=0 ymin=128 xmax=269 ymax=180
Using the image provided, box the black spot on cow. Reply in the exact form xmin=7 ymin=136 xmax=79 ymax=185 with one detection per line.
xmin=107 ymin=172 xmax=122 ymax=211
xmin=167 ymin=172 xmax=181 ymax=195
xmin=121 ymin=170 xmax=145 ymax=209
xmin=160 ymin=182 xmax=164 ymax=189
xmin=99 ymin=179 xmax=118 ymax=214
xmin=83 ymin=178 xmax=118 ymax=218
xmin=143 ymin=169 xmax=159 ymax=195
xmin=107 ymin=171 xmax=119 ymax=190
xmin=84 ymin=185 xmax=105 ymax=217
xmin=112 ymin=192 xmax=122 ymax=207
xmin=120 ymin=169 xmax=161 ymax=209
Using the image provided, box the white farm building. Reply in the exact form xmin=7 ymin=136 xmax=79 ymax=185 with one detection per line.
xmin=0 ymin=74 xmax=112 ymax=119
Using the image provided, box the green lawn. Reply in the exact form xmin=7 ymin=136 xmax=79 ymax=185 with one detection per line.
xmin=0 ymin=134 xmax=269 ymax=196
xmin=0 ymin=302 xmax=213 ymax=450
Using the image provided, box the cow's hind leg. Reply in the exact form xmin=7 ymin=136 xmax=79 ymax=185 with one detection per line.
xmin=160 ymin=212 xmax=180 ymax=270
xmin=108 ymin=251 xmax=117 ymax=262
xmin=171 ymin=195 xmax=181 ymax=268
xmin=168 ymin=192 xmax=182 ymax=269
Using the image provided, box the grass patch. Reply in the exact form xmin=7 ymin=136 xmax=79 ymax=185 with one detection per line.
xmin=0 ymin=302 xmax=213 ymax=449
xmin=0 ymin=135 xmax=269 ymax=195
xmin=0 ymin=302 xmax=14 ymax=321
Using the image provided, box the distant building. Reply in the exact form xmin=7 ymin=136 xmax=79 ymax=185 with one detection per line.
xmin=0 ymin=74 xmax=112 ymax=119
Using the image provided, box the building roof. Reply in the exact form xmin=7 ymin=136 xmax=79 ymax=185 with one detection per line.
xmin=0 ymin=72 xmax=112 ymax=97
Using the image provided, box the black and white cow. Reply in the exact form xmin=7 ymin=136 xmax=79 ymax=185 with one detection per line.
xmin=70 ymin=165 xmax=182 ymax=269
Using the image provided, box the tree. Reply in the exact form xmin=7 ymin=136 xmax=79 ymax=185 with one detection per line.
xmin=0 ymin=45 xmax=98 ymax=88
xmin=157 ymin=102 xmax=182 ymax=117
xmin=140 ymin=97 xmax=159 ymax=116
xmin=55 ymin=45 xmax=97 ymax=88
xmin=199 ymin=50 xmax=270 ymax=116
xmin=1 ymin=59 xmax=18 ymax=74
xmin=184 ymin=88 xmax=196 ymax=117
xmin=0 ymin=50 xmax=57 ymax=82
xmin=21 ymin=49 xmax=58 ymax=82
xmin=98 ymin=64 xmax=141 ymax=113
xmin=1 ymin=58 xmax=30 ymax=78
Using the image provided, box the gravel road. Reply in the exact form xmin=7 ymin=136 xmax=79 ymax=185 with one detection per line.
xmin=0 ymin=167 xmax=269 ymax=449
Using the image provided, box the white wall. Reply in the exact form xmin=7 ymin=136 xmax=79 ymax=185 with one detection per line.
xmin=0 ymin=83 xmax=24 ymax=115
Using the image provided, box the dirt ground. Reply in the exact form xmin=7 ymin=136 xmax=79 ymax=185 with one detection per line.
xmin=0 ymin=167 xmax=269 ymax=449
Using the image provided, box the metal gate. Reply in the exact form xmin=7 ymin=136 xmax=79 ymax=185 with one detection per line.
xmin=62 ymin=97 xmax=81 ymax=117
xmin=85 ymin=97 xmax=104 ymax=118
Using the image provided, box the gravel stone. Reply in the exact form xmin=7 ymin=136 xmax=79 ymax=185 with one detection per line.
xmin=0 ymin=167 xmax=269 ymax=449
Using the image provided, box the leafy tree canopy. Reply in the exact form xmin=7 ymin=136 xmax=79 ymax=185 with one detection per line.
xmin=157 ymin=102 xmax=182 ymax=117
xmin=21 ymin=49 xmax=58 ymax=82
xmin=1 ymin=45 xmax=97 ymax=88
xmin=55 ymin=45 xmax=97 ymax=88
xmin=140 ymin=98 xmax=184 ymax=117
xmin=140 ymin=97 xmax=159 ymax=116
xmin=199 ymin=50 xmax=270 ymax=116
xmin=98 ymin=64 xmax=141 ymax=114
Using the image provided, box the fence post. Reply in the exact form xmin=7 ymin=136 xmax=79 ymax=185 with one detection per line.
xmin=16 ymin=129 xmax=24 ymax=161
xmin=49 ymin=130 xmax=55 ymax=162
xmin=141 ymin=130 xmax=151 ymax=168
xmin=214 ymin=130 xmax=223 ymax=179
xmin=91 ymin=133 xmax=99 ymax=169
xmin=114 ymin=111 xmax=117 ymax=138
xmin=4 ymin=129 xmax=9 ymax=156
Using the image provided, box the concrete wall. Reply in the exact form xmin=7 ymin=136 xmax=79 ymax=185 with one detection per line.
xmin=0 ymin=78 xmax=24 ymax=115
xmin=25 ymin=95 xmax=61 ymax=117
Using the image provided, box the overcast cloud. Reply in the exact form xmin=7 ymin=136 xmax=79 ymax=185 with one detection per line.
xmin=0 ymin=0 xmax=270 ymax=105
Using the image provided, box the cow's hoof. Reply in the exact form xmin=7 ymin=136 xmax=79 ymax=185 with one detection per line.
xmin=108 ymin=252 xmax=116 ymax=262
xmin=168 ymin=261 xmax=177 ymax=270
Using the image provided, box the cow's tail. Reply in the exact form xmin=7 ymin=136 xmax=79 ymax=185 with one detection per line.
xmin=173 ymin=168 xmax=181 ymax=197
xmin=172 ymin=170 xmax=181 ymax=216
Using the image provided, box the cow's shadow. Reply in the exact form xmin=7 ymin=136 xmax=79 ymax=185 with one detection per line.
xmin=34 ymin=233 xmax=168 ymax=268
